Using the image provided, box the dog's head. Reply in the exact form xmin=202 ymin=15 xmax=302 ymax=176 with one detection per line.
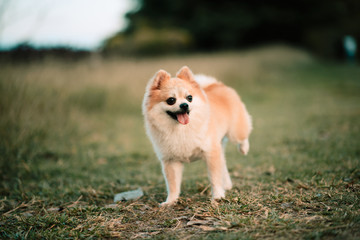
xmin=143 ymin=66 xmax=206 ymax=125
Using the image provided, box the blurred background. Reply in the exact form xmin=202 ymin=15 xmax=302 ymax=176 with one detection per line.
xmin=0 ymin=0 xmax=359 ymax=60
xmin=1 ymin=2 xmax=360 ymax=238
xmin=1 ymin=0 xmax=360 ymax=205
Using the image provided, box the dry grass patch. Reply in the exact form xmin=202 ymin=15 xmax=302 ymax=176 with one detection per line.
xmin=1 ymin=45 xmax=359 ymax=239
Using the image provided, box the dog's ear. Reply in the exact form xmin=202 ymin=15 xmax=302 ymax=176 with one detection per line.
xmin=177 ymin=66 xmax=201 ymax=89
xmin=176 ymin=66 xmax=194 ymax=82
xmin=151 ymin=70 xmax=170 ymax=90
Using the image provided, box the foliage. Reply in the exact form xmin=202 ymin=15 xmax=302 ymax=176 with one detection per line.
xmin=0 ymin=43 xmax=91 ymax=62
xmin=0 ymin=46 xmax=359 ymax=239
xmin=104 ymin=26 xmax=192 ymax=55
xmin=104 ymin=0 xmax=360 ymax=57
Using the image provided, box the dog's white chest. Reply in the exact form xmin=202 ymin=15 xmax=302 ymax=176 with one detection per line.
xmin=151 ymin=124 xmax=209 ymax=162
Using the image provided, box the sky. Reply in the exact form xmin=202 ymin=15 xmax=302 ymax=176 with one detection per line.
xmin=0 ymin=0 xmax=136 ymax=50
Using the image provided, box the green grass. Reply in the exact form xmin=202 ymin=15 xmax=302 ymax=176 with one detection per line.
xmin=1 ymin=45 xmax=359 ymax=239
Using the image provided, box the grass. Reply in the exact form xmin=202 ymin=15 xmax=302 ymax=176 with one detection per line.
xmin=0 ymin=45 xmax=359 ymax=239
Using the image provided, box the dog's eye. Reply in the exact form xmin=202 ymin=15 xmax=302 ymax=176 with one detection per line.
xmin=166 ymin=97 xmax=176 ymax=105
xmin=186 ymin=95 xmax=192 ymax=102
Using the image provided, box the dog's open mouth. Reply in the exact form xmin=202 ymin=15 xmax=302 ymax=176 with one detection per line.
xmin=166 ymin=110 xmax=190 ymax=125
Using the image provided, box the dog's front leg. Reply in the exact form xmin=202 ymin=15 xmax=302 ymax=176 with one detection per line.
xmin=161 ymin=160 xmax=184 ymax=206
xmin=206 ymin=144 xmax=226 ymax=200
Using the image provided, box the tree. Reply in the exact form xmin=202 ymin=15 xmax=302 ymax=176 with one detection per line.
xmin=104 ymin=0 xmax=360 ymax=58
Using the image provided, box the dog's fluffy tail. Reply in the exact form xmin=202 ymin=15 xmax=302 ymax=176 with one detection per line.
xmin=194 ymin=74 xmax=217 ymax=88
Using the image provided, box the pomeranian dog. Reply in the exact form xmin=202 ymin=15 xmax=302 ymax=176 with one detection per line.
xmin=142 ymin=66 xmax=252 ymax=206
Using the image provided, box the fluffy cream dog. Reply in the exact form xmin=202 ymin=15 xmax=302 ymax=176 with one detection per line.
xmin=142 ymin=66 xmax=252 ymax=206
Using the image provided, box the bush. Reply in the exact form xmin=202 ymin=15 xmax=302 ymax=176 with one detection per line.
xmin=104 ymin=27 xmax=193 ymax=55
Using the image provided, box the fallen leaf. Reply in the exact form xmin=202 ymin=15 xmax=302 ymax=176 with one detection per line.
xmin=197 ymin=225 xmax=228 ymax=231
xmin=197 ymin=225 xmax=217 ymax=231
xmin=47 ymin=207 xmax=61 ymax=213
xmin=105 ymin=204 xmax=119 ymax=209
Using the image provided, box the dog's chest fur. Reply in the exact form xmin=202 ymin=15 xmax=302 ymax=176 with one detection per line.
xmin=149 ymin=119 xmax=209 ymax=162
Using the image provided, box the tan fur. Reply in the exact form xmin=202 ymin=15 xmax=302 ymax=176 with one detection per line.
xmin=143 ymin=66 xmax=252 ymax=206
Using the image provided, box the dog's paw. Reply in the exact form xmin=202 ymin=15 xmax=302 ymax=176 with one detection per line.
xmin=223 ymin=182 xmax=233 ymax=191
xmin=211 ymin=195 xmax=226 ymax=207
xmin=160 ymin=201 xmax=176 ymax=207
xmin=160 ymin=198 xmax=178 ymax=207
xmin=238 ymin=139 xmax=249 ymax=155
xmin=212 ymin=188 xmax=225 ymax=200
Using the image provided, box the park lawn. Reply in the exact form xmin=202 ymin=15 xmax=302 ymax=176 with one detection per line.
xmin=0 ymin=45 xmax=359 ymax=239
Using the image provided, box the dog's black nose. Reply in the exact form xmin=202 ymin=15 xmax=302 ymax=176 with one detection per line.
xmin=179 ymin=103 xmax=189 ymax=110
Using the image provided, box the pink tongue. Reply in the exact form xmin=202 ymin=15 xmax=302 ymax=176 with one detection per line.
xmin=177 ymin=113 xmax=189 ymax=125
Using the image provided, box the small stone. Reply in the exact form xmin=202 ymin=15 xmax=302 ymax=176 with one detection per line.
xmin=114 ymin=188 xmax=144 ymax=202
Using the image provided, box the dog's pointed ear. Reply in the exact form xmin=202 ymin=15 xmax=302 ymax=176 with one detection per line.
xmin=176 ymin=66 xmax=194 ymax=82
xmin=151 ymin=70 xmax=170 ymax=90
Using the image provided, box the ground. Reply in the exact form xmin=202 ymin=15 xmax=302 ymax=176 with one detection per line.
xmin=0 ymin=45 xmax=359 ymax=239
